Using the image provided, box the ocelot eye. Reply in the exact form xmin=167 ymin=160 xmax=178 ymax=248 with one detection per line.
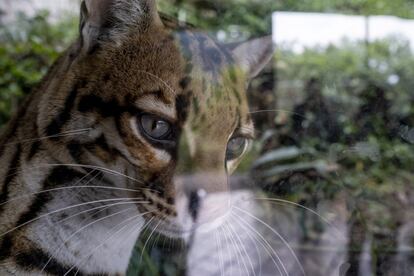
xmin=140 ymin=114 xmax=172 ymax=140
xmin=226 ymin=137 xmax=248 ymax=160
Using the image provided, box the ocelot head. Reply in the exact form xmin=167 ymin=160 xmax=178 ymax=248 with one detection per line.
xmin=39 ymin=0 xmax=274 ymax=237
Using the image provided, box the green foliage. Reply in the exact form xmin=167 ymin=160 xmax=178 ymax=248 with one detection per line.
xmin=159 ymin=0 xmax=278 ymax=37
xmin=276 ymin=38 xmax=414 ymax=141
xmin=127 ymin=237 xmax=186 ymax=276
xmin=255 ymin=38 xmax=414 ymax=242
xmin=159 ymin=0 xmax=414 ymax=41
xmin=0 ymin=11 xmax=77 ymax=127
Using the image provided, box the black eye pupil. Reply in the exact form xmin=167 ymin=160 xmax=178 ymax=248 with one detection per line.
xmin=140 ymin=114 xmax=171 ymax=140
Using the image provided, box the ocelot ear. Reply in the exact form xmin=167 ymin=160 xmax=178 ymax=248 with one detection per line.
xmin=230 ymin=36 xmax=275 ymax=79
xmin=79 ymin=0 xmax=162 ymax=53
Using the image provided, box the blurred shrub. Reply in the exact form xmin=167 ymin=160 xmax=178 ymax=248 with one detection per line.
xmin=0 ymin=11 xmax=77 ymax=127
xmin=254 ymin=38 xmax=414 ymax=240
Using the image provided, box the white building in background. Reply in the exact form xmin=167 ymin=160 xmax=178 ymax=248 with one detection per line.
xmin=272 ymin=12 xmax=414 ymax=52
xmin=0 ymin=0 xmax=80 ymax=22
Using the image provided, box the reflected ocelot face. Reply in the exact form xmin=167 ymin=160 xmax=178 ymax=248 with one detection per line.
xmin=38 ymin=0 xmax=274 ymax=237
xmin=0 ymin=0 xmax=279 ymax=275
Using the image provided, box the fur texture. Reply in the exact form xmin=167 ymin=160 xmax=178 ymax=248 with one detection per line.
xmin=0 ymin=0 xmax=274 ymax=275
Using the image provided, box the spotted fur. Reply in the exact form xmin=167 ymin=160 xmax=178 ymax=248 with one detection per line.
xmin=0 ymin=0 xmax=274 ymax=275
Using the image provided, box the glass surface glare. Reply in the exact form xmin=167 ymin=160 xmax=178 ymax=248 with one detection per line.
xmin=0 ymin=1 xmax=413 ymax=276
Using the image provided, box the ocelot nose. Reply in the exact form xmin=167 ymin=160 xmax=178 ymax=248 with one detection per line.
xmin=175 ymin=172 xmax=230 ymax=226
xmin=188 ymin=189 xmax=207 ymax=221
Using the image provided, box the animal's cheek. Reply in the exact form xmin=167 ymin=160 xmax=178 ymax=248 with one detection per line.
xmin=128 ymin=143 xmax=172 ymax=172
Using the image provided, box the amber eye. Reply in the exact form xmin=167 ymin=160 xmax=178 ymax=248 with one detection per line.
xmin=226 ymin=137 xmax=248 ymax=160
xmin=140 ymin=114 xmax=172 ymax=140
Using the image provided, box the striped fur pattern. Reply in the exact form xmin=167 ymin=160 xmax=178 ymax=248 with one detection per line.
xmin=0 ymin=0 xmax=274 ymax=275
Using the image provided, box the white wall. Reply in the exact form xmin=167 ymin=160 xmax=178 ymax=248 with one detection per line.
xmin=0 ymin=0 xmax=80 ymax=22
xmin=273 ymin=12 xmax=414 ymax=52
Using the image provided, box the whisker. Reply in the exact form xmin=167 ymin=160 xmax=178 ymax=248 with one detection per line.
xmin=137 ymin=216 xmax=155 ymax=263
xmin=0 ymin=165 xmax=98 ymax=193
xmin=214 ymin=230 xmax=225 ymax=276
xmin=54 ymin=170 xmax=103 ymax=219
xmin=167 ymin=232 xmax=173 ymax=253
xmin=224 ymin=223 xmax=250 ymax=276
xmin=222 ymin=224 xmax=243 ymax=276
xmin=70 ymin=218 xmax=142 ymax=276
xmin=41 ymin=206 xmax=137 ymax=273
xmin=1 ymin=163 xmax=160 ymax=195
xmin=231 ymin=215 xmax=263 ymax=276
xmin=249 ymin=109 xmax=306 ymax=119
xmin=161 ymin=231 xmax=168 ymax=251
xmin=56 ymin=201 xmax=142 ymax=225
xmin=36 ymin=199 xmax=137 ymax=239
xmin=0 ymin=197 xmax=148 ymax=239
xmin=254 ymin=197 xmax=345 ymax=239
xmin=219 ymin=226 xmax=236 ymax=275
xmin=232 ymin=210 xmax=285 ymax=276
xmin=0 ymin=185 xmax=150 ymax=208
xmin=106 ymin=217 xmax=158 ymax=276
xmin=119 ymin=215 xmax=151 ymax=251
xmin=235 ymin=206 xmax=305 ymax=276
xmin=40 ymin=163 xmax=159 ymax=192
xmin=139 ymin=216 xmax=165 ymax=263
xmin=222 ymin=223 xmax=240 ymax=273
xmin=228 ymin=221 xmax=256 ymax=276
xmin=66 ymin=211 xmax=152 ymax=276
xmin=149 ymin=227 xmax=163 ymax=255
xmin=2 ymin=128 xmax=92 ymax=147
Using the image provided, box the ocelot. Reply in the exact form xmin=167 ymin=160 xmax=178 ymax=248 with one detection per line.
xmin=0 ymin=0 xmax=273 ymax=275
